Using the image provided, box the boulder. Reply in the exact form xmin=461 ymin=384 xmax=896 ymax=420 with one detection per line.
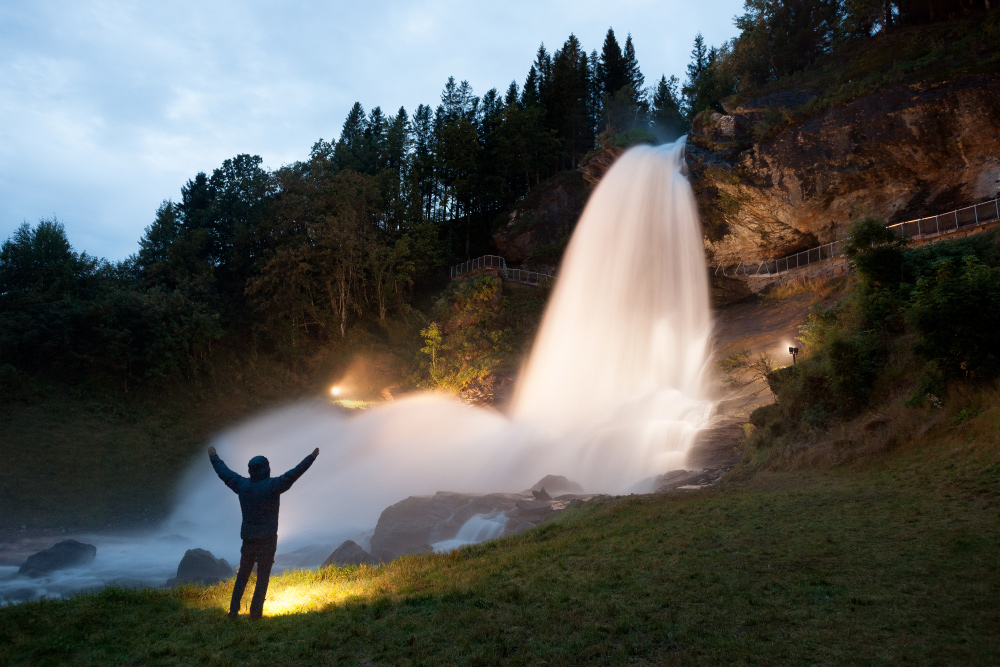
xmin=531 ymin=487 xmax=552 ymax=501
xmin=323 ymin=540 xmax=375 ymax=567
xmin=507 ymin=521 xmax=536 ymax=536
xmin=526 ymin=475 xmax=584 ymax=496
xmin=167 ymin=548 xmax=233 ymax=586
xmin=273 ymin=543 xmax=338 ymax=571
xmin=18 ymin=539 xmax=96 ymax=577
xmin=370 ymin=492 xmax=523 ymax=562
xmin=509 ymin=499 xmax=555 ymax=524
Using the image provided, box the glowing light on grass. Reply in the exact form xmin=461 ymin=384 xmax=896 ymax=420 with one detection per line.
xmin=264 ymin=572 xmax=382 ymax=616
xmin=334 ymin=399 xmax=377 ymax=410
xmin=262 ymin=583 xmax=329 ymax=616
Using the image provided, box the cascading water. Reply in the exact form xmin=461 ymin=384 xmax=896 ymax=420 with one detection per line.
xmin=511 ymin=140 xmax=713 ymax=491
xmin=0 ymin=138 xmax=715 ymax=602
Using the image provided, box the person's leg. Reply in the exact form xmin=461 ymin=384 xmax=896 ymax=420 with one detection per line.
xmin=248 ymin=536 xmax=277 ymax=619
xmin=229 ymin=544 xmax=255 ymax=617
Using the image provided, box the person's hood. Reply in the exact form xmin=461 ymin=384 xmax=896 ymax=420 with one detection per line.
xmin=248 ymin=456 xmax=270 ymax=482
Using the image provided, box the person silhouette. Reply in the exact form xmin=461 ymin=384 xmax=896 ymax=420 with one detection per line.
xmin=208 ymin=445 xmax=318 ymax=619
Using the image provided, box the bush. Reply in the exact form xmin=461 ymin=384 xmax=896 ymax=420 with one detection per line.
xmin=844 ymin=217 xmax=907 ymax=288
xmin=908 ymin=257 xmax=1000 ymax=379
xmin=414 ymin=276 xmax=548 ymax=392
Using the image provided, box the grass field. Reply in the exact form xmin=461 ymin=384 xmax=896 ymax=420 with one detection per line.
xmin=2 ymin=412 xmax=997 ymax=665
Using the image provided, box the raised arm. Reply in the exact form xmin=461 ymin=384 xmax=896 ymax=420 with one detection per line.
xmin=274 ymin=448 xmax=319 ymax=493
xmin=208 ymin=446 xmax=242 ymax=492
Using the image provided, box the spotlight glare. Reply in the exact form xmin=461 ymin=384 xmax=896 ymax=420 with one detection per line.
xmin=331 ymin=386 xmax=341 ymax=397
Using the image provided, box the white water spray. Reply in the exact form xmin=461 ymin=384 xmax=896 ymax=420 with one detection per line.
xmin=1 ymin=139 xmax=715 ymax=600
xmin=511 ymin=140 xmax=713 ymax=489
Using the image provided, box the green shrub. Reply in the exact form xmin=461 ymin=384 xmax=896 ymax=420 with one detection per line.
xmin=415 ymin=276 xmax=548 ymax=392
xmin=749 ymin=225 xmax=1000 ymax=461
xmin=908 ymin=257 xmax=1000 ymax=379
xmin=844 ymin=217 xmax=907 ymax=289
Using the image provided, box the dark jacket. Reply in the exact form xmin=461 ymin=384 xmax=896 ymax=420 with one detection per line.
xmin=210 ymin=452 xmax=315 ymax=541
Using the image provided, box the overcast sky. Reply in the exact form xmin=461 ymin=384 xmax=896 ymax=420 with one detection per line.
xmin=1 ymin=0 xmax=745 ymax=260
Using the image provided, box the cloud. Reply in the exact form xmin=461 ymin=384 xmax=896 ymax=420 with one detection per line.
xmin=0 ymin=0 xmax=743 ymax=260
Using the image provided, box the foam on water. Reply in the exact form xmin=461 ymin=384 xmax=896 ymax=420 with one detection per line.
xmin=431 ymin=513 xmax=509 ymax=553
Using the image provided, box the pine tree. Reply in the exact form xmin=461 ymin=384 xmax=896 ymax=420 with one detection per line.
xmin=440 ymin=77 xmax=461 ymax=122
xmin=588 ymin=49 xmax=603 ymax=136
xmin=504 ymin=81 xmax=519 ymax=107
xmin=548 ymin=34 xmax=592 ymax=169
xmin=686 ymin=33 xmax=707 ymax=86
xmin=682 ymin=34 xmax=710 ymax=118
xmin=411 ymin=104 xmax=436 ymax=221
xmin=522 ymin=65 xmax=540 ymax=107
xmin=480 ymin=88 xmax=501 ymax=136
xmin=651 ymin=75 xmax=686 ymax=139
xmin=600 ymin=28 xmax=626 ymax=96
xmin=533 ymin=44 xmax=553 ymax=105
xmin=334 ymin=102 xmax=368 ymax=172
xmin=622 ymin=33 xmax=645 ymax=104
xmin=365 ymin=106 xmax=387 ymax=173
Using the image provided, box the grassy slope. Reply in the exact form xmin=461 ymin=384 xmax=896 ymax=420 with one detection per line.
xmin=1 ymin=415 xmax=997 ymax=665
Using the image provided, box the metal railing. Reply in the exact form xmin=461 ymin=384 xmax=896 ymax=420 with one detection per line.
xmin=449 ymin=255 xmax=555 ymax=286
xmin=717 ymin=197 xmax=1000 ymax=277
xmin=886 ymin=198 xmax=1000 ymax=239
xmin=450 ymin=255 xmax=506 ymax=278
xmin=505 ymin=268 xmax=552 ymax=286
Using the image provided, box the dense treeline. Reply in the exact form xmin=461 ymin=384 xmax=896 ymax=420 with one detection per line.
xmin=682 ymin=0 xmax=997 ymax=116
xmin=2 ymin=2 xmax=994 ymax=392
xmin=0 ymin=27 xmax=685 ymax=391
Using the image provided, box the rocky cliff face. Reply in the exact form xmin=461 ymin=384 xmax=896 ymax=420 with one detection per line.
xmin=688 ymin=74 xmax=1000 ymax=267
xmin=493 ymin=170 xmax=589 ymax=271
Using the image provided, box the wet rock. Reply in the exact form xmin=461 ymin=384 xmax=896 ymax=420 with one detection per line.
xmin=711 ymin=274 xmax=754 ymax=307
xmin=508 ymin=521 xmax=536 ymax=536
xmin=510 ymin=499 xmax=556 ymax=523
xmin=580 ymin=146 xmax=626 ymax=186
xmin=654 ymin=468 xmax=728 ymax=492
xmin=274 ymin=544 xmax=338 ymax=571
xmin=167 ymin=548 xmax=233 ymax=586
xmin=370 ymin=492 xmax=523 ymax=562
xmin=323 ymin=540 xmax=375 ymax=567
xmin=526 ymin=475 xmax=584 ymax=496
xmin=531 ymin=487 xmax=552 ymax=501
xmin=18 ymin=539 xmax=96 ymax=578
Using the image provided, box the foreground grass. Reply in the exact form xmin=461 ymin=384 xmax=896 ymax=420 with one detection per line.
xmin=2 ymin=430 xmax=997 ymax=666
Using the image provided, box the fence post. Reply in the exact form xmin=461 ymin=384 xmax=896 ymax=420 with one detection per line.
xmin=975 ymin=205 xmax=979 ymax=225
xmin=954 ymin=210 xmax=959 ymax=229
xmin=995 ymin=198 xmax=999 ymax=220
